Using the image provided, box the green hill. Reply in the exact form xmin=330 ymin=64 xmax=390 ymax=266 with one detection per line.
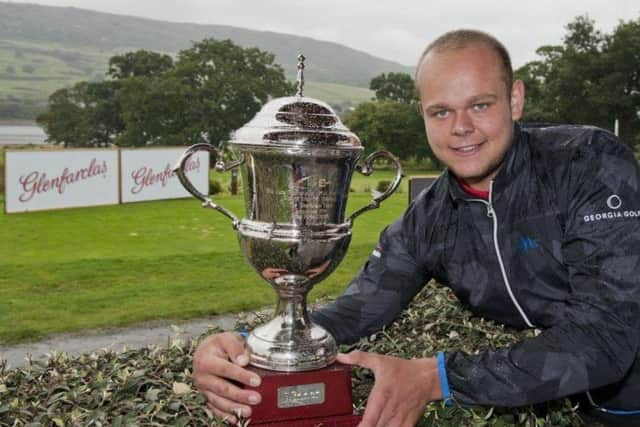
xmin=0 ymin=2 xmax=410 ymax=119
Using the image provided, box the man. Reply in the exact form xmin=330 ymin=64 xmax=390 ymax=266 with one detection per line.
xmin=192 ymin=30 xmax=640 ymax=427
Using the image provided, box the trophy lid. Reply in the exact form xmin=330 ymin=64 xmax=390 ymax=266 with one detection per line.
xmin=230 ymin=54 xmax=362 ymax=150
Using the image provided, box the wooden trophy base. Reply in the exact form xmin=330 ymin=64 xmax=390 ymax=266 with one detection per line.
xmin=243 ymin=362 xmax=362 ymax=426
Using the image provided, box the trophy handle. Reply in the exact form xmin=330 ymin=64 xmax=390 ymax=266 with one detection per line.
xmin=347 ymin=150 xmax=404 ymax=225
xmin=173 ymin=143 xmax=244 ymax=226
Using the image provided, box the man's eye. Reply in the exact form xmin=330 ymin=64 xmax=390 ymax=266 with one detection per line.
xmin=433 ymin=110 xmax=449 ymax=118
xmin=473 ymin=103 xmax=489 ymax=111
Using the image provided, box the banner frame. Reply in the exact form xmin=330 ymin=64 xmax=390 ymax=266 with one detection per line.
xmin=3 ymin=146 xmax=121 ymax=215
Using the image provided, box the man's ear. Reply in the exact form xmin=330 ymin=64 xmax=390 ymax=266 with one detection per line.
xmin=417 ymin=100 xmax=425 ymax=118
xmin=510 ymin=79 xmax=525 ymax=121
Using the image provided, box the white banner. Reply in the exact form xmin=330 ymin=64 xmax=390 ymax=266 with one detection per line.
xmin=4 ymin=149 xmax=119 ymax=213
xmin=120 ymin=148 xmax=209 ymax=203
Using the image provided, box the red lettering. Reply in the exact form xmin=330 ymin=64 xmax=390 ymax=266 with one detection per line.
xmin=185 ymin=157 xmax=200 ymax=173
xmin=18 ymin=171 xmax=38 ymax=202
xmin=129 ymin=161 xmax=193 ymax=195
xmin=17 ymin=157 xmax=109 ymax=203
xmin=131 ymin=167 xmax=149 ymax=194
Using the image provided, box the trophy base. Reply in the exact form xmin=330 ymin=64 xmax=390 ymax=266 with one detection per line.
xmin=249 ymin=413 xmax=362 ymax=426
xmin=243 ymin=362 xmax=362 ymax=425
xmin=248 ymin=320 xmax=338 ymax=372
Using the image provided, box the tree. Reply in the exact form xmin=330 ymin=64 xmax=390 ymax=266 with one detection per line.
xmin=36 ymin=81 xmax=123 ymax=147
xmin=114 ymin=38 xmax=293 ymax=147
xmin=38 ymin=51 xmax=176 ymax=147
xmin=514 ymin=60 xmax=556 ymax=123
xmin=38 ymin=39 xmax=293 ymax=147
xmin=116 ymin=74 xmax=192 ymax=146
xmin=598 ymin=18 xmax=640 ymax=145
xmin=85 ymin=80 xmax=125 ymax=145
xmin=369 ymin=72 xmax=418 ymax=104
xmin=343 ymin=101 xmax=383 ymax=153
xmin=108 ymin=50 xmax=173 ymax=79
xmin=516 ymin=15 xmax=640 ymax=146
xmin=167 ymin=38 xmax=294 ymax=147
xmin=345 ymin=72 xmax=440 ymax=168
xmin=344 ymin=100 xmax=439 ymax=167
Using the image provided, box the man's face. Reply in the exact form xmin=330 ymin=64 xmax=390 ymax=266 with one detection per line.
xmin=417 ymin=44 xmax=524 ymax=191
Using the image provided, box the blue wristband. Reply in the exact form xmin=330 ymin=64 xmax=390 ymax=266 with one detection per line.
xmin=437 ymin=351 xmax=453 ymax=406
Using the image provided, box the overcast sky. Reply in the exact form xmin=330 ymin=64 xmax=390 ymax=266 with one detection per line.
xmin=9 ymin=0 xmax=640 ymax=68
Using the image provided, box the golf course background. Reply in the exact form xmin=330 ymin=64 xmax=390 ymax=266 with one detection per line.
xmin=1 ymin=149 xmax=437 ymax=344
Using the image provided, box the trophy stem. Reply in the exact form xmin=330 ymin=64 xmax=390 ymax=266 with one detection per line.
xmin=248 ymin=274 xmax=337 ymax=372
xmin=272 ymin=273 xmax=314 ymax=334
xmin=274 ymin=288 xmax=311 ymax=335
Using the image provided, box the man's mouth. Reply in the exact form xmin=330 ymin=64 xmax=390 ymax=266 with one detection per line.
xmin=451 ymin=142 xmax=485 ymax=156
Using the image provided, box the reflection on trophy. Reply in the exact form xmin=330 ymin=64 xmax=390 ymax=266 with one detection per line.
xmin=175 ymin=55 xmax=403 ymax=426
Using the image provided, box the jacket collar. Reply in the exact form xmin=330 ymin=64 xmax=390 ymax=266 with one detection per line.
xmin=446 ymin=123 xmax=529 ymax=202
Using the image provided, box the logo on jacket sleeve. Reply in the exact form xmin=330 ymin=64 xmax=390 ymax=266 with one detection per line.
xmin=606 ymin=194 xmax=622 ymax=210
xmin=584 ymin=194 xmax=640 ymax=223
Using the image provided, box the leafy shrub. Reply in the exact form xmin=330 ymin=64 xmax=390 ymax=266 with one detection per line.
xmin=209 ymin=179 xmax=223 ymax=195
xmin=376 ymin=180 xmax=391 ymax=192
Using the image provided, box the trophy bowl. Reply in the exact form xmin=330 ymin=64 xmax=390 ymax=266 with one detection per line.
xmin=174 ymin=56 xmax=403 ymax=374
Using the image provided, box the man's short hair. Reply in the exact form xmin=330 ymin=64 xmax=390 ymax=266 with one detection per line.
xmin=415 ymin=29 xmax=513 ymax=92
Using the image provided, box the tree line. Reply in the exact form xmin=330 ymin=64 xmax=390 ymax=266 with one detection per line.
xmin=38 ymin=15 xmax=640 ymax=168
xmin=37 ymin=39 xmax=293 ymax=148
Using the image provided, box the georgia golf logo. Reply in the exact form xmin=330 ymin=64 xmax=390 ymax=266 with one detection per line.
xmin=584 ymin=194 xmax=640 ymax=223
xmin=606 ymin=194 xmax=622 ymax=209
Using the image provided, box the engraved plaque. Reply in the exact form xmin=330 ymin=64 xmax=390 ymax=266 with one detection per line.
xmin=277 ymin=382 xmax=326 ymax=408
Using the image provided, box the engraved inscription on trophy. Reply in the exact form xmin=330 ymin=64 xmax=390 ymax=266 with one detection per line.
xmin=277 ymin=383 xmax=326 ymax=408
xmin=291 ymin=175 xmax=333 ymax=225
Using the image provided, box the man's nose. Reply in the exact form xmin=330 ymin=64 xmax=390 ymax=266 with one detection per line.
xmin=451 ymin=111 xmax=474 ymax=136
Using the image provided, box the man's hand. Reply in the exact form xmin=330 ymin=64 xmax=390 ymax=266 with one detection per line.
xmin=337 ymin=351 xmax=442 ymax=427
xmin=192 ymin=332 xmax=263 ymax=425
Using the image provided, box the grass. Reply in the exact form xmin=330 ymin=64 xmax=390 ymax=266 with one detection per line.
xmin=304 ymin=81 xmax=374 ymax=106
xmin=0 ymin=190 xmax=418 ymax=344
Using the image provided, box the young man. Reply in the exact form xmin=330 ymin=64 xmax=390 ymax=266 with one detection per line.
xmin=192 ymin=30 xmax=640 ymax=427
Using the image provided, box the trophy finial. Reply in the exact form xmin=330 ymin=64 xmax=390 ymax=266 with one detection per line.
xmin=296 ymin=54 xmax=306 ymax=97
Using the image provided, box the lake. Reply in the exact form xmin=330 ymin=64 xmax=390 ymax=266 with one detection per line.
xmin=0 ymin=125 xmax=47 ymax=145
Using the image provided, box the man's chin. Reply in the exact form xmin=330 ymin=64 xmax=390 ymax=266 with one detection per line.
xmin=451 ymin=170 xmax=486 ymax=184
xmin=450 ymin=163 xmax=503 ymax=188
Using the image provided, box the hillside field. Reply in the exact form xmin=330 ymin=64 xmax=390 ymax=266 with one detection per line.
xmin=0 ymin=37 xmax=374 ymax=118
xmin=0 ymin=2 xmax=412 ymax=119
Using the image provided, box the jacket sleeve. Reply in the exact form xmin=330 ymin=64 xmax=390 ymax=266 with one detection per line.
xmin=445 ymin=132 xmax=640 ymax=407
xmin=311 ymin=209 xmax=430 ymax=345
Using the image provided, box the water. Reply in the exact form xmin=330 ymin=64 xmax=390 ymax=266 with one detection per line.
xmin=0 ymin=125 xmax=47 ymax=145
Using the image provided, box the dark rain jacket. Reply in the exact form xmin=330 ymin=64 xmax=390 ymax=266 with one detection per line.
xmin=311 ymin=123 xmax=640 ymax=412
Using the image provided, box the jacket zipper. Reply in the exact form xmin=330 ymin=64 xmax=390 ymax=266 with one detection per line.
xmin=469 ymin=181 xmax=535 ymax=328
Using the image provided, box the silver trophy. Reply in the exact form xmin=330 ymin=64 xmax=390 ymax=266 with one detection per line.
xmin=175 ymin=55 xmax=403 ymax=372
